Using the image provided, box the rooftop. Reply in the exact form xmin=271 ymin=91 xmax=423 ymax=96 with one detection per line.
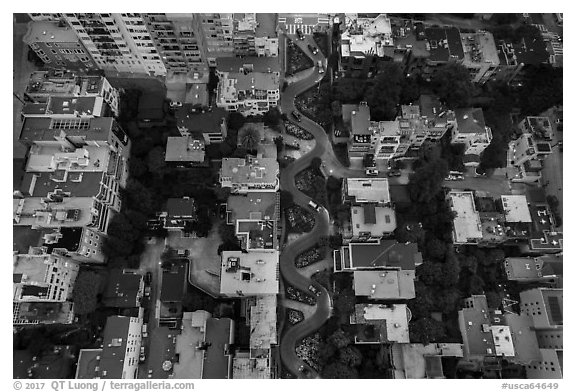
xmin=220 ymin=157 xmax=279 ymax=188
xmin=351 ymin=304 xmax=411 ymax=343
xmin=461 ymin=32 xmax=500 ymax=66
xmin=185 ymin=83 xmax=209 ymax=107
xmin=341 ymin=14 xmax=393 ymax=57
xmin=353 ymin=270 xmax=415 ymax=300
xmin=173 ymin=311 xmax=210 ymax=379
xmin=102 ymin=270 xmax=142 ymax=308
xmin=166 ymin=136 xmax=205 ymax=163
xmin=345 ymin=178 xmax=391 ymax=204
xmin=503 ymin=313 xmax=542 ymax=364
xmin=458 ymin=307 xmax=496 ymax=358
xmin=166 ymin=197 xmax=197 ymax=219
xmin=232 ymin=354 xmax=271 ymax=379
xmin=20 ymin=171 xmax=103 ymax=198
xmin=202 ymin=317 xmax=234 ymax=379
xmin=424 ymin=26 xmax=464 ymax=62
xmin=19 ymin=117 xmax=127 ymax=145
xmin=220 ymin=250 xmax=279 ymax=296
xmin=448 ymin=191 xmax=483 ymax=244
xmin=249 ymin=295 xmax=277 ymax=350
xmin=350 ymin=103 xmax=371 ymax=135
xmin=455 ymin=107 xmax=487 ymax=134
xmin=216 ymin=56 xmax=280 ymax=74
xmin=347 ymin=240 xmax=423 ymax=271
xmin=350 ymin=205 xmax=397 ymax=237
xmin=160 ymin=262 xmax=188 ymax=302
xmin=176 ymin=107 xmax=227 ymax=135
xmin=23 ymin=20 xmax=81 ymax=44
xmin=98 ymin=316 xmax=137 ymax=379
xmin=233 ymin=71 xmax=280 ymax=92
xmin=501 ymin=195 xmax=532 ymax=223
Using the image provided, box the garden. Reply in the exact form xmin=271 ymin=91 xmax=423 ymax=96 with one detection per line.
xmin=286 ymin=308 xmax=305 ymax=325
xmin=284 ymin=122 xmax=314 ymax=140
xmin=285 ymin=204 xmax=315 ymax=233
xmin=286 ymin=285 xmax=317 ymax=306
xmin=286 ymin=39 xmax=314 ymax=76
xmin=296 ymin=333 xmax=322 ymax=371
xmin=294 ymin=159 xmax=327 ymax=205
xmin=295 ymin=245 xmax=327 ymax=268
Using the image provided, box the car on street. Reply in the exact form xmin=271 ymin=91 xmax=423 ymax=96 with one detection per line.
xmin=308 ymin=200 xmax=321 ymax=212
xmin=139 ymin=346 xmax=146 ymax=362
xmin=145 ymin=272 xmax=152 ymax=285
xmin=169 ymin=101 xmax=182 ymax=108
xmin=142 ymin=324 xmax=148 ymax=338
xmin=366 ymin=169 xmax=379 ymax=176
xmin=144 ymin=286 xmax=151 ymax=297
xmin=292 ymin=110 xmax=302 ymax=121
xmin=445 ymin=175 xmax=464 ymax=181
xmin=296 ymin=28 xmax=305 ymax=40
xmin=317 ymin=60 xmax=325 ymax=73
xmin=307 ymin=44 xmax=319 ymax=55
xmin=387 ymin=170 xmax=401 ymax=177
xmin=308 ymin=284 xmax=321 ymax=297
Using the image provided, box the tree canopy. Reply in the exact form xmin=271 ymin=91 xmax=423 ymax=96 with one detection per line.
xmin=431 ymin=63 xmax=475 ymax=108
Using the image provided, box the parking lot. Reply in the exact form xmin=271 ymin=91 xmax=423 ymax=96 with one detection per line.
xmin=138 ymin=326 xmax=178 ymax=379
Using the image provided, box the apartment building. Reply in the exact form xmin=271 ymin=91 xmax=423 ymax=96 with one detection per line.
xmin=340 ymin=14 xmax=399 ymax=78
xmin=334 ymin=240 xmax=422 ymax=273
xmin=22 ymin=96 xmax=112 ymax=119
xmin=220 ymin=156 xmax=279 ymax=193
xmin=76 ymin=315 xmax=143 ymax=379
xmin=143 ymin=13 xmax=210 ymax=78
xmin=201 ymin=13 xmax=235 ymax=64
xmin=506 ymin=133 xmax=552 ymax=183
xmin=519 ymin=288 xmax=563 ymax=379
xmin=215 ymin=70 xmax=280 ymax=116
xmin=350 ymin=304 xmax=411 ymax=344
xmin=518 ymin=116 xmax=554 ymax=141
xmin=451 ymin=108 xmax=493 ymax=164
xmin=341 ymin=178 xmax=396 ymax=243
xmin=16 ymin=117 xmax=130 ymax=263
xmin=12 ymin=252 xmax=80 ymax=326
xmin=25 ymin=70 xmax=120 ymax=116
xmin=495 ymin=34 xmax=550 ymax=83
xmin=23 ymin=20 xmax=96 ymax=71
xmin=503 ymin=254 xmax=562 ymax=285
xmin=460 ymin=32 xmax=500 ymax=84
xmin=53 ymin=13 xmax=166 ymax=76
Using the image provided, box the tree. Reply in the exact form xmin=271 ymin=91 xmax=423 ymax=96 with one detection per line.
xmin=331 ymin=100 xmax=342 ymax=118
xmin=227 ymin=112 xmax=246 ymax=131
xmin=128 ymin=156 xmax=148 ymax=178
xmin=333 ymin=289 xmax=355 ymax=318
xmin=416 ymin=261 xmax=444 ymax=286
xmin=364 ymin=63 xmax=404 ymax=121
xmin=394 ymin=223 xmax=425 ymax=245
xmin=239 ymin=126 xmax=260 ymax=151
xmin=280 ymin=190 xmax=294 ymax=208
xmin=431 ymin=63 xmax=475 ymax=108
xmin=339 ymin=346 xmax=363 ymax=368
xmin=72 ymin=271 xmax=102 ymax=315
xmin=409 ymin=317 xmax=447 ymax=345
xmin=310 ymin=157 xmax=322 ymax=171
xmin=426 ymin=237 xmax=447 ymax=261
xmin=146 ymin=146 xmax=166 ymax=176
xmin=122 ymin=179 xmax=155 ymax=214
xmin=321 ymin=362 xmax=359 ymax=379
xmin=408 ymin=159 xmax=449 ymax=203
xmin=327 ymin=329 xmax=351 ymax=349
xmin=263 ymin=107 xmax=281 ymax=128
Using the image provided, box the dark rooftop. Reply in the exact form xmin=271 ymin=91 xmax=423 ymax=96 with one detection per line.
xmin=216 ymin=56 xmax=280 ymax=74
xmin=202 ymin=317 xmax=233 ymax=379
xmin=21 ymin=171 xmax=103 ymax=198
xmin=455 ymin=108 xmax=487 ymax=134
xmin=176 ymin=107 xmax=228 ymax=134
xmin=425 ymin=27 xmax=464 ymax=62
xmin=160 ymin=263 xmax=188 ymax=302
xmin=102 ymin=270 xmax=142 ymax=308
xmin=349 ymin=240 xmax=422 ymax=270
xmin=99 ymin=316 xmax=132 ymax=379
xmin=19 ymin=117 xmax=117 ymax=145
xmin=166 ymin=198 xmax=197 ymax=219
xmin=44 ymin=227 xmax=83 ymax=253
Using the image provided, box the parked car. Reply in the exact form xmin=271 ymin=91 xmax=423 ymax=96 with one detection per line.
xmin=308 ymin=200 xmax=321 ymax=212
xmin=366 ymin=169 xmax=379 ymax=176
xmin=144 ymin=272 xmax=152 ymax=285
xmin=142 ymin=324 xmax=148 ymax=338
xmin=169 ymin=101 xmax=182 ymax=108
xmin=296 ymin=28 xmax=305 ymax=40
xmin=387 ymin=170 xmax=401 ymax=177
xmin=307 ymin=44 xmax=319 ymax=55
xmin=317 ymin=60 xmax=325 ymax=73
xmin=139 ymin=346 xmax=146 ymax=362
xmin=308 ymin=284 xmax=321 ymax=297
xmin=292 ymin=110 xmax=302 ymax=122
xmin=144 ymin=286 xmax=151 ymax=298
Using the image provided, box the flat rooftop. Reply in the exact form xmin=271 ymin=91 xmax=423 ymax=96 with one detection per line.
xmin=448 ymin=191 xmax=483 ymax=244
xmin=352 ymin=304 xmax=411 ymax=343
xmin=221 ymin=157 xmax=279 ymax=186
xmin=461 ymin=32 xmax=500 ymax=66
xmin=346 ymin=178 xmax=391 ymax=204
xmin=173 ymin=311 xmax=210 ymax=379
xmin=425 ymin=26 xmax=464 ymax=62
xmin=351 ymin=205 xmax=397 ymax=236
xmin=216 ymin=56 xmax=280 ymax=74
xmin=353 ymin=270 xmax=415 ymax=300
xmin=220 ymin=250 xmax=279 ymax=296
xmin=458 ymin=307 xmax=496 ymax=358
xmin=202 ymin=317 xmax=233 ymax=379
xmin=160 ymin=263 xmax=188 ymax=302
xmin=249 ymin=295 xmax=277 ymax=350
xmin=455 ymin=108 xmax=487 ymax=134
xmin=501 ymin=195 xmax=532 ymax=223
xmin=165 ymin=136 xmax=205 ymax=162
xmin=227 ymin=192 xmax=277 ymax=222
xmin=347 ymin=241 xmax=422 ymax=270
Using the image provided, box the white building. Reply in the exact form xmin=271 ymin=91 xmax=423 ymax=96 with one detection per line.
xmin=460 ymin=32 xmax=500 ymax=84
xmin=220 ymin=156 xmax=279 ymax=193
xmin=451 ymin=108 xmax=493 ymax=164
xmin=447 ymin=191 xmax=483 ymax=245
xmin=215 ymin=71 xmax=280 ymax=116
